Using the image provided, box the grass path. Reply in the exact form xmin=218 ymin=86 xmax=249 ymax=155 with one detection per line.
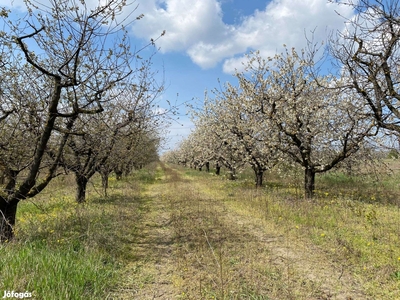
xmin=113 ymin=164 xmax=372 ymax=299
xmin=109 ymin=169 xmax=178 ymax=299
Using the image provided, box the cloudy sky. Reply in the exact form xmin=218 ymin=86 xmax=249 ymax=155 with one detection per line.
xmin=5 ymin=0 xmax=355 ymax=152
xmin=127 ymin=0 xmax=355 ymax=151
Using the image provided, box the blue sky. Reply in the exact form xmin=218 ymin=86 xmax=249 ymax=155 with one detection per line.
xmin=4 ymin=0 xmax=355 ymax=152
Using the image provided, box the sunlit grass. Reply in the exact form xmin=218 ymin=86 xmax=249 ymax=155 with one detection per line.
xmin=4 ymin=161 xmax=400 ymax=299
xmin=1 ymin=166 xmax=157 ymax=300
xmin=169 ymin=162 xmax=400 ymax=298
xmin=0 ymin=241 xmax=114 ymax=299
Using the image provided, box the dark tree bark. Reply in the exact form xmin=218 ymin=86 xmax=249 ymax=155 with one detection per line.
xmin=304 ymin=167 xmax=315 ymax=199
xmin=102 ymin=174 xmax=109 ymax=196
xmin=75 ymin=174 xmax=89 ymax=204
xmin=205 ymin=161 xmax=210 ymax=172
xmin=215 ymin=162 xmax=221 ymax=175
xmin=255 ymin=169 xmax=264 ymax=188
xmin=0 ymin=169 xmax=19 ymax=241
xmin=0 ymin=80 xmax=65 ymax=240
xmin=0 ymin=198 xmax=18 ymax=242
xmin=100 ymin=167 xmax=111 ymax=197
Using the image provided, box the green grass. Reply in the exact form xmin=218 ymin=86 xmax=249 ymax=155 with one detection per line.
xmin=3 ymin=161 xmax=400 ymax=299
xmin=170 ymin=162 xmax=400 ymax=298
xmin=0 ymin=241 xmax=114 ymax=299
xmin=0 ymin=165 xmax=160 ymax=300
xmin=133 ymin=168 xmax=158 ymax=184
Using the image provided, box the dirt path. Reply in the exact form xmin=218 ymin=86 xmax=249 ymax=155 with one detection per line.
xmin=110 ymin=172 xmax=179 ymax=299
xmin=113 ymin=164 xmax=368 ymax=299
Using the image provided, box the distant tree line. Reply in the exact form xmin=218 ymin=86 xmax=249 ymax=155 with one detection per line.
xmin=164 ymin=0 xmax=400 ymax=199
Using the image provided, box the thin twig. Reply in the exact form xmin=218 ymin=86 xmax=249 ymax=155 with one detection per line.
xmin=203 ymin=229 xmax=220 ymax=269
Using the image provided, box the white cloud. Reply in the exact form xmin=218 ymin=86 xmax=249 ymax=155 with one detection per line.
xmin=131 ymin=0 xmax=355 ymax=73
xmin=132 ymin=0 xmax=230 ymax=53
xmin=222 ymin=0 xmax=355 ymax=73
xmin=6 ymin=0 xmax=355 ymax=73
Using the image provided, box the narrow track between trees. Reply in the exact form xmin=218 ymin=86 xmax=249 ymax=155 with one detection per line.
xmin=113 ymin=163 xmax=368 ymax=299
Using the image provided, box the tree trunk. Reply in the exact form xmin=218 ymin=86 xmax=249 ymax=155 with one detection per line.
xmin=75 ymin=174 xmax=88 ymax=203
xmin=205 ymin=161 xmax=210 ymax=173
xmin=215 ymin=162 xmax=221 ymax=175
xmin=255 ymin=169 xmax=264 ymax=188
xmin=304 ymin=168 xmax=315 ymax=198
xmin=0 ymin=198 xmax=18 ymax=242
xmin=100 ymin=171 xmax=110 ymax=197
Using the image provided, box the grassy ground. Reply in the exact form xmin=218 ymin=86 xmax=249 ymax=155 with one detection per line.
xmin=0 ymin=167 xmax=157 ymax=299
xmin=177 ymin=165 xmax=400 ymax=299
xmin=113 ymin=163 xmax=400 ymax=299
xmin=2 ymin=162 xmax=400 ymax=299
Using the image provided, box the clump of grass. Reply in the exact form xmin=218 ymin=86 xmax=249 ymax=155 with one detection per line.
xmin=9 ymin=161 xmax=399 ymax=299
xmin=132 ymin=169 xmax=157 ymax=184
xmin=0 ymin=241 xmax=114 ymax=299
xmin=210 ymin=176 xmax=400 ymax=298
xmin=170 ymin=161 xmax=400 ymax=299
xmin=1 ymin=171 xmax=146 ymax=299
xmin=162 ymin=167 xmax=320 ymax=299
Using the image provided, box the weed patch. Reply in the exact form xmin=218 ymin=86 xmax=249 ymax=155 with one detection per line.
xmin=1 ymin=173 xmax=144 ymax=299
xmin=4 ymin=162 xmax=400 ymax=299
